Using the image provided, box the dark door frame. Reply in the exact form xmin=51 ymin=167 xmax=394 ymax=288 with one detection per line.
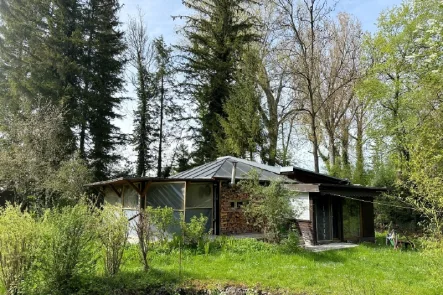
xmin=315 ymin=194 xmax=343 ymax=243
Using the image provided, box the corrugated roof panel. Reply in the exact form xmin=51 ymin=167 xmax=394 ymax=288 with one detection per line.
xmin=169 ymin=156 xmax=296 ymax=183
xmin=169 ymin=158 xmax=226 ymax=179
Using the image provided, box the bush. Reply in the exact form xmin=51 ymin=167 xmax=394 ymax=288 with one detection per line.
xmin=150 ymin=206 xmax=176 ymax=245
xmin=0 ymin=205 xmax=39 ymax=295
xmin=181 ymin=214 xmax=209 ymax=248
xmin=280 ymin=226 xmax=301 ymax=253
xmin=98 ymin=204 xmax=129 ymax=276
xmin=239 ymin=170 xmax=293 ymax=243
xmin=37 ymin=202 xmax=99 ymax=294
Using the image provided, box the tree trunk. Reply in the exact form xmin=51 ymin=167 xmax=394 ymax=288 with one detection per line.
xmin=157 ymin=76 xmax=164 ymax=177
xmin=311 ymin=114 xmax=320 ymax=173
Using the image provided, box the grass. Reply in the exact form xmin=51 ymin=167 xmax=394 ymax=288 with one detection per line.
xmin=87 ymin=233 xmax=443 ymax=294
xmin=1 ymin=234 xmax=442 ymax=294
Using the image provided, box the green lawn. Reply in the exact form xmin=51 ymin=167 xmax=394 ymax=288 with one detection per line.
xmin=92 ymin=235 xmax=443 ymax=295
xmin=2 ymin=234 xmax=442 ymax=294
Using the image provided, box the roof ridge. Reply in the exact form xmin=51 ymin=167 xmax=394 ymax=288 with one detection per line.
xmin=217 ymin=156 xmax=281 ymax=174
xmin=212 ymin=157 xmax=229 ymax=178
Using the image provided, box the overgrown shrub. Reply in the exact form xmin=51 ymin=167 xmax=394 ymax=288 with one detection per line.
xmin=0 ymin=205 xmax=39 ymax=295
xmin=280 ymin=226 xmax=301 ymax=253
xmin=181 ymin=214 xmax=209 ymax=248
xmin=150 ymin=206 xmax=176 ymax=245
xmin=98 ymin=204 xmax=129 ymax=276
xmin=239 ymin=170 xmax=293 ymax=243
xmin=37 ymin=202 xmax=99 ymax=294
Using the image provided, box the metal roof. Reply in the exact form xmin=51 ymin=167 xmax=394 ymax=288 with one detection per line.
xmin=169 ymin=156 xmax=297 ymax=183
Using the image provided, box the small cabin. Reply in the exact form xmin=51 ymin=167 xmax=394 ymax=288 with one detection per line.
xmin=86 ymin=156 xmax=385 ymax=245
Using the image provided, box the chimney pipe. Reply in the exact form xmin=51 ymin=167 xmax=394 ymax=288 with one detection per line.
xmin=231 ymin=161 xmax=237 ymax=185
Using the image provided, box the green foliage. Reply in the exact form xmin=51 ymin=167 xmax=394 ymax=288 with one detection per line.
xmin=177 ymin=0 xmax=258 ymax=163
xmin=361 ymin=0 xmax=443 ymax=239
xmin=172 ymin=143 xmax=193 ymax=173
xmin=0 ymin=205 xmax=39 ymax=295
xmin=280 ymin=226 xmax=301 ymax=254
xmin=150 ymin=206 xmax=176 ymax=245
xmin=239 ymin=170 xmax=294 ymax=243
xmin=98 ymin=204 xmax=129 ymax=276
xmin=218 ymin=50 xmax=264 ymax=160
xmin=215 ymin=236 xmax=277 ymax=255
xmin=36 ymin=202 xmax=99 ymax=294
xmin=0 ymin=0 xmax=126 ymax=181
xmin=44 ymin=155 xmax=93 ymax=206
xmin=181 ymin=214 xmax=210 ymax=248
xmin=0 ymin=104 xmax=91 ymax=209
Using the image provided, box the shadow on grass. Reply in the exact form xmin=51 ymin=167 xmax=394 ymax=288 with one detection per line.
xmin=80 ymin=267 xmax=204 ymax=295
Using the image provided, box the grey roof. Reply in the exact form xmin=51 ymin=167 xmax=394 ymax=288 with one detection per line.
xmin=169 ymin=156 xmax=297 ymax=183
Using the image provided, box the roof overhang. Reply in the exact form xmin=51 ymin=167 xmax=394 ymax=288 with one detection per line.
xmin=85 ymin=177 xmax=215 ymax=188
xmin=281 ymin=167 xmax=350 ymax=185
xmin=285 ymin=183 xmax=387 ymax=197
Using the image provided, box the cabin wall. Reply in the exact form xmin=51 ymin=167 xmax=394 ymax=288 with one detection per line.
xmin=295 ymin=193 xmax=316 ymax=245
xmin=219 ymin=182 xmax=259 ymax=234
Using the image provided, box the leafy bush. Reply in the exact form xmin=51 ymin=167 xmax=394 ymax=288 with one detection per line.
xmin=181 ymin=214 xmax=209 ymax=248
xmin=37 ymin=202 xmax=99 ymax=294
xmin=98 ymin=204 xmax=129 ymax=276
xmin=279 ymin=226 xmax=301 ymax=253
xmin=150 ymin=206 xmax=176 ymax=245
xmin=239 ymin=170 xmax=293 ymax=243
xmin=0 ymin=205 xmax=39 ymax=295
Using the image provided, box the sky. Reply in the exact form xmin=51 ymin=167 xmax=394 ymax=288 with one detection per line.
xmin=115 ymin=0 xmax=404 ymax=170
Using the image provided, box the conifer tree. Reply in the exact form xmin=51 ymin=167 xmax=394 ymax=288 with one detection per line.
xmin=0 ymin=0 xmax=127 ymax=180
xmin=218 ymin=51 xmax=263 ymax=160
xmin=81 ymin=0 xmax=126 ymax=180
xmin=175 ymin=0 xmax=258 ymax=164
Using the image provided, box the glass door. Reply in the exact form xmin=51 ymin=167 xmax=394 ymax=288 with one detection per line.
xmin=316 ymin=197 xmax=332 ymax=242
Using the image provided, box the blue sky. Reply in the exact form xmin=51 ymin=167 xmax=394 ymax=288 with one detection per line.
xmin=115 ymin=0 xmax=404 ymax=169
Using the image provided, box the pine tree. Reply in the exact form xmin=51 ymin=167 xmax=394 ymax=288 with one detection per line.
xmin=0 ymin=0 xmax=127 ymax=180
xmin=176 ymin=0 xmax=258 ymax=164
xmin=218 ymin=51 xmax=263 ymax=160
xmin=81 ymin=0 xmax=126 ymax=179
xmin=173 ymin=143 xmax=192 ymax=173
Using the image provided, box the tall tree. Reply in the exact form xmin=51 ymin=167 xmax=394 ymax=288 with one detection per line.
xmin=276 ymin=0 xmax=335 ymax=172
xmin=0 ymin=0 xmax=127 ymax=180
xmin=127 ymin=11 xmax=156 ymax=177
xmin=153 ymin=37 xmax=178 ymax=177
xmin=363 ymin=0 xmax=443 ymax=235
xmin=80 ymin=0 xmax=126 ymax=180
xmin=218 ymin=50 xmax=264 ymax=160
xmin=315 ymin=13 xmax=363 ymax=175
xmin=175 ymin=0 xmax=258 ymax=164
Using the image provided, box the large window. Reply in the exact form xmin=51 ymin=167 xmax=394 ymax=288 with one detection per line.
xmin=103 ymin=187 xmax=121 ymax=206
xmin=185 ymin=183 xmax=213 ymax=232
xmin=123 ymin=185 xmax=139 ymax=209
xmin=147 ymin=182 xmax=185 ymax=211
